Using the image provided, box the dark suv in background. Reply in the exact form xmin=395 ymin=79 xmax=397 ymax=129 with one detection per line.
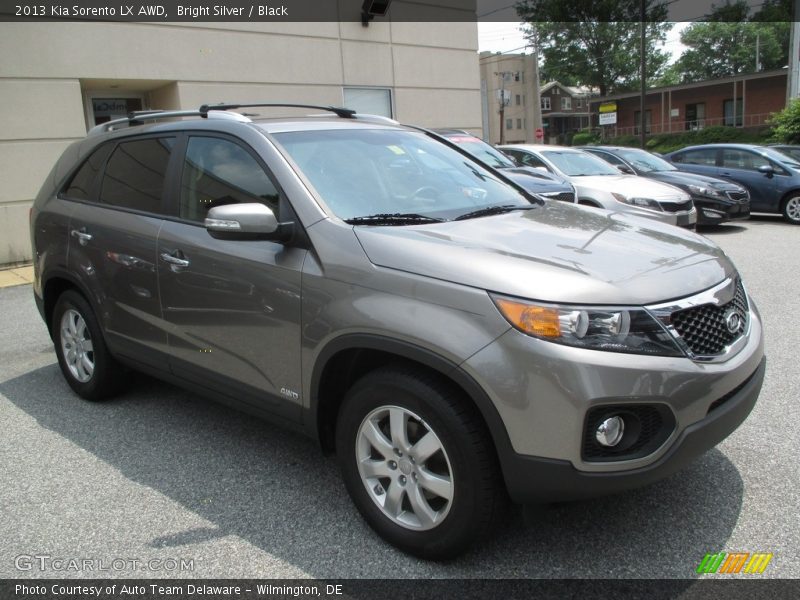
xmin=31 ymin=104 xmax=765 ymax=559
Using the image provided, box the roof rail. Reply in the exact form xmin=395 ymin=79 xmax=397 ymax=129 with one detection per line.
xmin=87 ymin=108 xmax=252 ymax=136
xmin=199 ymin=103 xmax=357 ymax=119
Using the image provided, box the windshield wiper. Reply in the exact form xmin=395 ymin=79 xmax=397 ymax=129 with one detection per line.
xmin=344 ymin=213 xmax=444 ymax=225
xmin=454 ymin=204 xmax=539 ymax=221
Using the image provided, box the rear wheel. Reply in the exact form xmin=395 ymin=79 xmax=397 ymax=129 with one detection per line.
xmin=52 ymin=290 xmax=126 ymax=401
xmin=782 ymin=194 xmax=800 ymax=224
xmin=336 ymin=367 xmax=503 ymax=560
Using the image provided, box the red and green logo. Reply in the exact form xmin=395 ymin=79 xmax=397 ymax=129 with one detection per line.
xmin=697 ymin=552 xmax=773 ymax=574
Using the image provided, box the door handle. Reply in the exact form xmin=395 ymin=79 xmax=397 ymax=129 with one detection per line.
xmin=160 ymin=251 xmax=190 ymax=268
xmin=70 ymin=228 xmax=93 ymax=246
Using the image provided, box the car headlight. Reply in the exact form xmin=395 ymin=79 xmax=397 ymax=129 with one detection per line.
xmin=491 ymin=295 xmax=683 ymax=356
xmin=687 ymin=184 xmax=722 ymax=198
xmin=611 ymin=193 xmax=662 ymax=211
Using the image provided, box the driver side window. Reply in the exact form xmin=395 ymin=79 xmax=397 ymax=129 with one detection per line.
xmin=180 ymin=136 xmax=279 ymax=222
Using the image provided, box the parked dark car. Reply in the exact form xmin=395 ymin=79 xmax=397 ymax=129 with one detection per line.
xmin=433 ymin=130 xmax=576 ymax=203
xmin=583 ymin=146 xmax=750 ymax=226
xmin=664 ymin=144 xmax=800 ymax=224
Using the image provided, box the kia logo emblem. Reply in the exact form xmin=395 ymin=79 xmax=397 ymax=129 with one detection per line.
xmin=724 ymin=309 xmax=743 ymax=334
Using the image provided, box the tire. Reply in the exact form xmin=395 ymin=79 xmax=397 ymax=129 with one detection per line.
xmin=52 ymin=290 xmax=126 ymax=401
xmin=335 ymin=366 xmax=503 ymax=560
xmin=781 ymin=194 xmax=800 ymax=224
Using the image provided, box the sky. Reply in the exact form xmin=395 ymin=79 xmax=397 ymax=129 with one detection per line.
xmin=477 ymin=22 xmax=691 ymax=63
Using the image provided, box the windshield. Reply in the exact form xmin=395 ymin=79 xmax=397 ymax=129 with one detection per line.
xmin=541 ymin=150 xmax=621 ymax=176
xmin=761 ymin=147 xmax=800 ymax=169
xmin=443 ymin=135 xmax=517 ymax=169
xmin=272 ymin=128 xmax=530 ymax=222
xmin=614 ymin=148 xmax=677 ymax=173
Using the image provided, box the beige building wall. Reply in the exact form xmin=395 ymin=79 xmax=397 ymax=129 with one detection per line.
xmin=479 ymin=51 xmax=543 ymax=145
xmin=0 ymin=19 xmax=480 ymax=266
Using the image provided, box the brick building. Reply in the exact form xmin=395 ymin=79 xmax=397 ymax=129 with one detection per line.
xmin=539 ymin=81 xmax=596 ymax=144
xmin=589 ymin=69 xmax=787 ymax=137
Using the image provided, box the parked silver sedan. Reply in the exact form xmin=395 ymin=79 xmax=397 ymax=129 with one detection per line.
xmin=501 ymin=144 xmax=697 ymax=228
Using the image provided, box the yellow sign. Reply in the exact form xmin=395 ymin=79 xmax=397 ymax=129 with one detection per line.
xmin=599 ymin=102 xmax=617 ymax=114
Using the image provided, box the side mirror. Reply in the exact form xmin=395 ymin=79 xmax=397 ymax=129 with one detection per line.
xmin=758 ymin=164 xmax=775 ymax=177
xmin=205 ymin=203 xmax=292 ymax=241
xmin=617 ymin=165 xmax=635 ymax=175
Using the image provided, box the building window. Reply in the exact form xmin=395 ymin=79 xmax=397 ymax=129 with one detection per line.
xmin=515 ymin=71 xmax=523 ymax=82
xmin=634 ymin=110 xmax=652 ymax=135
xmin=555 ymin=87 xmax=560 ymax=95
xmin=561 ymin=97 xmax=572 ymax=110
xmin=516 ymin=118 xmax=522 ymax=129
xmin=86 ymin=94 xmax=144 ymax=127
xmin=723 ymin=99 xmax=743 ymax=127
xmin=522 ymin=95 xmax=526 ymax=106
xmin=506 ymin=118 xmax=513 ymax=130
xmin=541 ymin=97 xmax=551 ymax=110
xmin=343 ymin=87 xmax=393 ymax=118
xmin=685 ymin=103 xmax=706 ymax=130
xmin=575 ymin=97 xmax=583 ymax=109
xmin=515 ymin=94 xmax=521 ymax=106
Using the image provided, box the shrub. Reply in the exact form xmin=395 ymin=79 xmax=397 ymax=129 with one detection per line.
xmin=768 ymin=98 xmax=800 ymax=143
xmin=606 ymin=126 xmax=773 ymax=154
xmin=571 ymin=130 xmax=600 ymax=146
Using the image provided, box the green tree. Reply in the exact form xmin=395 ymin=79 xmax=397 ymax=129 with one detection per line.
xmin=516 ymin=0 xmax=671 ymax=95
xmin=668 ymin=1 xmax=789 ymax=83
xmin=769 ymin=98 xmax=800 ymax=143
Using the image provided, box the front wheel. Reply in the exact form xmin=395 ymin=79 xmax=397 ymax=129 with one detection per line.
xmin=336 ymin=367 xmax=503 ymax=560
xmin=782 ymin=195 xmax=800 ymax=224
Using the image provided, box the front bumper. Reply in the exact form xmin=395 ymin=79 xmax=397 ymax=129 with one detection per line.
xmin=499 ymin=357 xmax=765 ymax=503
xmin=694 ymin=197 xmax=751 ymax=225
xmin=462 ymin=297 xmax=764 ymax=503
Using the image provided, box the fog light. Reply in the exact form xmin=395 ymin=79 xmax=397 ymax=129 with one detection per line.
xmin=596 ymin=416 xmax=625 ymax=447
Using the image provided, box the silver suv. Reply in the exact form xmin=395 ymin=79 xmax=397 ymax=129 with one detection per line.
xmin=31 ymin=104 xmax=766 ymax=560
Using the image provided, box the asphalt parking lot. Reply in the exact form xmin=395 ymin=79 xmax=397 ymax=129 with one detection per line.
xmin=0 ymin=215 xmax=797 ymax=580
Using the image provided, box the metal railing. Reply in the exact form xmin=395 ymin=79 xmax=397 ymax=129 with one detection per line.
xmin=601 ymin=112 xmax=775 ymax=138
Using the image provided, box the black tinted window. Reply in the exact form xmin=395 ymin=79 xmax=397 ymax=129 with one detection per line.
xmin=100 ymin=137 xmax=175 ymax=213
xmin=676 ymin=149 xmax=717 ymax=166
xmin=180 ymin=137 xmax=279 ymax=222
xmin=721 ymin=149 xmax=770 ymax=171
xmin=63 ymin=144 xmax=113 ymax=200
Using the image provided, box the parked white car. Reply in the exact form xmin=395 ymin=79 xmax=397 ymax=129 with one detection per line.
xmin=501 ymin=144 xmax=697 ymax=228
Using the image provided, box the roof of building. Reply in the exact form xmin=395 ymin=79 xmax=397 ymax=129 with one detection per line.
xmin=590 ymin=68 xmax=787 ymax=103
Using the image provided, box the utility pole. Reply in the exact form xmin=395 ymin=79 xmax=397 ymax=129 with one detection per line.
xmin=639 ymin=0 xmax=647 ymax=149
xmin=788 ymin=0 xmax=800 ymax=104
xmin=495 ymin=70 xmax=512 ymax=144
xmin=756 ymin=33 xmax=760 ymax=72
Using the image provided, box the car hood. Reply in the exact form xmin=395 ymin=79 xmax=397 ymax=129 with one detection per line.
xmin=502 ymin=167 xmax=572 ymax=193
xmin=354 ymin=202 xmax=732 ymax=305
xmin=572 ymin=175 xmax=689 ymax=202
xmin=648 ymin=170 xmax=744 ymax=191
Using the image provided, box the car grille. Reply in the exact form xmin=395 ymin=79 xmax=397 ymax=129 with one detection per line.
xmin=660 ymin=199 xmax=693 ymax=213
xmin=726 ymin=190 xmax=749 ymax=202
xmin=541 ymin=191 xmax=575 ymax=203
xmin=671 ymin=280 xmax=749 ymax=356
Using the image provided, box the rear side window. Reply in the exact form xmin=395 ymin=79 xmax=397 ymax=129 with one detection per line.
xmin=674 ymin=149 xmax=717 ymax=166
xmin=179 ymin=136 xmax=279 ymax=222
xmin=100 ymin=137 xmax=175 ymax=213
xmin=62 ymin=144 xmax=113 ymax=200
